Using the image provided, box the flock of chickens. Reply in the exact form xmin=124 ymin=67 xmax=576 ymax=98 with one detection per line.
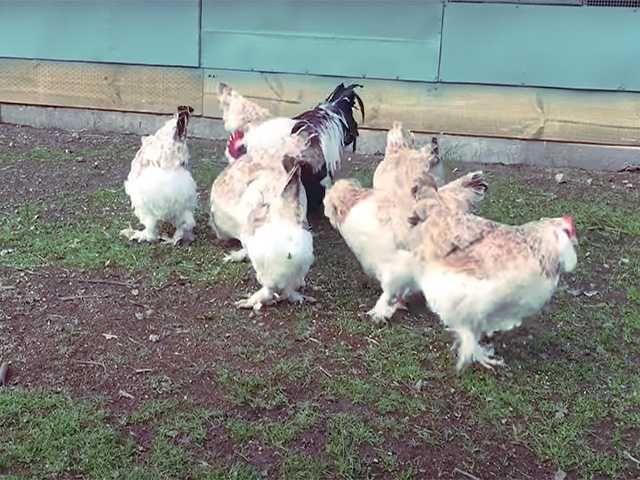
xmin=120 ymin=83 xmax=578 ymax=371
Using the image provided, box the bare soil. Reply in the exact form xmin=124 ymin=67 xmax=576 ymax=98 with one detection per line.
xmin=1 ymin=122 xmax=638 ymax=479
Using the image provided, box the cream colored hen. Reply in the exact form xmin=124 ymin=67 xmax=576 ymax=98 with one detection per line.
xmin=324 ymin=124 xmax=487 ymax=324
xmin=374 ymin=122 xmax=485 ymax=213
xmin=209 ymin=134 xmax=314 ymax=311
xmin=121 ymin=106 xmax=197 ymax=245
xmin=408 ymin=180 xmax=578 ymax=371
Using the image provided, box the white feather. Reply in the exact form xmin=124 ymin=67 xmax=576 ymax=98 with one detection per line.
xmin=124 ymin=166 xmax=197 ymax=232
xmin=338 ymin=197 xmax=418 ymax=322
xmin=209 ymin=177 xmax=266 ymax=241
xmin=419 ymin=267 xmax=558 ymax=338
xmin=242 ymin=220 xmax=314 ymax=294
xmin=244 ymin=118 xmax=297 ymax=152
xmin=294 ymin=106 xmax=345 ymax=178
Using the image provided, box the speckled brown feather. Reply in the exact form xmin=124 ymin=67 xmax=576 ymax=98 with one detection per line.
xmin=373 ymin=122 xmax=440 ymax=194
xmin=217 ymin=82 xmax=271 ymax=131
xmin=411 ymin=201 xmax=566 ymax=280
xmin=323 ymin=179 xmax=374 ymax=227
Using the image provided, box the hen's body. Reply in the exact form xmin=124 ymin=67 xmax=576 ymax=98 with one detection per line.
xmin=325 ymin=123 xmax=487 ymax=324
xmin=324 ymin=180 xmax=417 ymax=322
xmin=121 ymin=106 xmax=197 ymax=245
xmin=242 ymin=214 xmax=314 ymax=308
xmin=210 ymin=135 xmax=314 ymax=310
xmin=410 ymin=196 xmax=578 ymax=370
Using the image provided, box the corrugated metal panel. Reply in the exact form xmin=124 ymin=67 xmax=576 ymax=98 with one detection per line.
xmin=440 ymin=3 xmax=640 ymax=91
xmin=449 ymin=1 xmax=581 ymax=4
xmin=0 ymin=59 xmax=203 ymax=114
xmin=200 ymin=0 xmax=443 ymax=81
xmin=0 ymin=0 xmax=200 ymax=67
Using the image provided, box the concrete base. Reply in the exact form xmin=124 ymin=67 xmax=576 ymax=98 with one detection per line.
xmin=1 ymin=103 xmax=638 ymax=171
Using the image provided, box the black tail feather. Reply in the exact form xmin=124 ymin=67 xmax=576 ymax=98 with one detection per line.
xmin=292 ymin=83 xmax=365 ymax=153
xmin=323 ymin=83 xmax=364 ymax=152
xmin=176 ymin=105 xmax=194 ymax=140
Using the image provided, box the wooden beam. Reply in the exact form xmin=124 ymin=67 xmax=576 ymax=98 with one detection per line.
xmin=1 ymin=59 xmax=638 ymax=147
xmin=0 ymin=59 xmax=203 ymax=115
xmin=204 ymin=69 xmax=640 ymax=147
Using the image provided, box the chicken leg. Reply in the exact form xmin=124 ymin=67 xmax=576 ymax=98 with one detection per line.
xmin=451 ymin=327 xmax=505 ymax=371
xmin=120 ymin=216 xmax=159 ymax=243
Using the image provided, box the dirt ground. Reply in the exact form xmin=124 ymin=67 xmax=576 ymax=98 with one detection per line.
xmin=1 ymin=123 xmax=639 ymax=479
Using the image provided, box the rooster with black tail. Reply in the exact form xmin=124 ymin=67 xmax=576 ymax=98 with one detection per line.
xmin=217 ymin=82 xmax=365 ymax=211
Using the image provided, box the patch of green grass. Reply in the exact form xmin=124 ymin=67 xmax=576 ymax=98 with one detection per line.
xmin=126 ymin=399 xmax=180 ymax=425
xmin=364 ymin=328 xmax=431 ymax=384
xmin=197 ymin=462 xmax=263 ymax=480
xmin=271 ymin=353 xmax=315 ymax=384
xmin=158 ymin=409 xmax=218 ymax=446
xmin=225 ymin=402 xmax=318 ymax=449
xmin=0 ymin=391 xmax=261 ymax=479
xmin=192 ymin=159 xmax=225 ymax=188
xmin=0 ymin=189 xmax=246 ymax=285
xmin=217 ymin=368 xmax=288 ymax=410
xmin=280 ymin=453 xmax=327 ymax=480
xmin=324 ymin=326 xmax=440 ymax=416
xmin=461 ymin=369 xmax=633 ymax=476
xmin=0 ymin=145 xmax=136 ymax=165
xmin=145 ymin=436 xmax=191 ymax=478
xmin=334 ymin=310 xmax=374 ymax=336
xmin=350 ymin=166 xmax=374 ymax=188
xmin=293 ymin=311 xmax=316 ymax=340
xmin=326 ymin=376 xmax=376 ymax=406
xmin=0 ymin=389 xmax=135 ymax=479
xmin=326 ymin=412 xmax=382 ymax=479
xmin=18 ymin=146 xmax=76 ymax=162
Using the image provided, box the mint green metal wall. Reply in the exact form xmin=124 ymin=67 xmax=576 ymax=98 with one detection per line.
xmin=0 ymin=1 xmax=639 ymax=92
xmin=0 ymin=0 xmax=200 ymax=67
xmin=200 ymin=0 xmax=444 ymax=81
xmin=441 ymin=2 xmax=640 ymax=92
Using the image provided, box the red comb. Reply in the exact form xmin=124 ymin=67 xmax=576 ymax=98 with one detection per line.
xmin=227 ymin=130 xmax=245 ymax=159
xmin=562 ymin=215 xmax=576 ymax=235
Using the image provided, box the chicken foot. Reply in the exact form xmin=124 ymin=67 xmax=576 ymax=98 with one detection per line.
xmin=223 ymin=248 xmax=248 ymax=263
xmin=451 ymin=327 xmax=505 ymax=372
xmin=120 ymin=220 xmax=159 ymax=243
xmin=235 ymin=287 xmax=276 ymax=311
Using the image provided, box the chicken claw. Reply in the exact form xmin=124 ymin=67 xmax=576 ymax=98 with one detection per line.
xmin=120 ymin=227 xmax=158 ymax=243
xmin=235 ymin=287 xmax=275 ymax=311
xmin=160 ymin=228 xmax=195 ymax=247
xmin=472 ymin=344 xmax=505 ymax=370
xmin=366 ymin=292 xmax=397 ymax=326
xmin=223 ymin=248 xmax=248 ymax=263
xmin=393 ymin=299 xmax=409 ymax=312
xmin=366 ymin=308 xmax=390 ymax=327
xmin=285 ymin=290 xmax=316 ymax=305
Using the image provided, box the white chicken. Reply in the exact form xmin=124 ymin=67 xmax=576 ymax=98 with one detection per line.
xmin=323 ymin=123 xmax=488 ymax=324
xmin=121 ymin=105 xmax=197 ymax=245
xmin=209 ymin=134 xmax=314 ymax=310
xmin=217 ymin=81 xmax=364 ymax=211
xmin=374 ymin=122 xmax=484 ymax=213
xmin=408 ymin=183 xmax=578 ymax=371
xmin=373 ymin=121 xmax=443 ymax=192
